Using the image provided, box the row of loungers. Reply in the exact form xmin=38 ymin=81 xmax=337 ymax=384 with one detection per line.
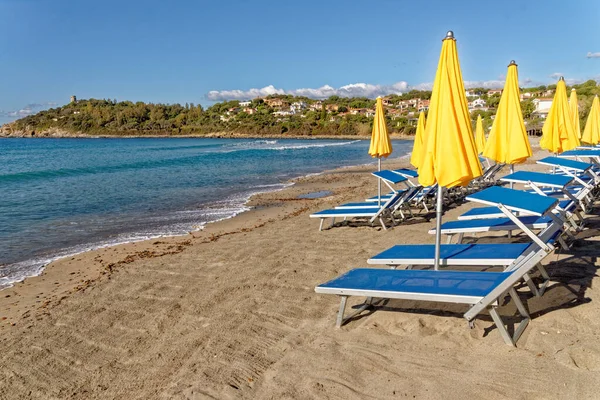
xmin=309 ymin=162 xmax=505 ymax=231
xmin=314 ymin=156 xmax=599 ymax=346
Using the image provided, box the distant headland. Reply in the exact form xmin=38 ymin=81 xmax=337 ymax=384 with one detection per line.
xmin=2 ymin=79 xmax=598 ymax=138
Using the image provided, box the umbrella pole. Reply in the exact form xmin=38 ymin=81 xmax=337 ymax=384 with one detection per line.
xmin=434 ymin=185 xmax=444 ymax=271
xmin=378 ymin=158 xmax=382 ymax=207
xmin=510 ymin=164 xmax=514 ymax=189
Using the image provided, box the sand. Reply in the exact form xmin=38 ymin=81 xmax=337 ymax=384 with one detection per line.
xmin=1 ymin=141 xmax=600 ymax=399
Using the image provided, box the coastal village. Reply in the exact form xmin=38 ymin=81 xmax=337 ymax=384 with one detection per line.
xmin=219 ymin=86 xmax=558 ymax=132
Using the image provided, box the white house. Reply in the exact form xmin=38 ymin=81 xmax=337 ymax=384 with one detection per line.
xmin=532 ymin=98 xmax=553 ymax=119
xmin=239 ymin=101 xmax=251 ymax=107
xmin=272 ymin=110 xmax=292 ymax=116
xmin=290 ymin=101 xmax=307 ymax=114
xmin=468 ymin=98 xmax=487 ymax=109
xmin=309 ymin=101 xmax=323 ymax=112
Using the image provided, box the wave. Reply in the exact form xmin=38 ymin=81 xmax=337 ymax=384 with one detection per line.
xmin=218 ymin=139 xmax=361 ymax=153
xmin=0 ymin=140 xmax=363 ymax=184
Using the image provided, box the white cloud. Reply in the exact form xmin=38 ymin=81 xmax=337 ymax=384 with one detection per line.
xmin=206 ymin=81 xmax=409 ymax=101
xmin=206 ymin=85 xmax=285 ymax=101
xmin=464 ymin=80 xmax=505 ymax=89
xmin=205 ymin=74 xmax=597 ymax=103
xmin=586 ymin=52 xmax=600 ymax=58
xmin=0 ymin=102 xmax=57 ymax=119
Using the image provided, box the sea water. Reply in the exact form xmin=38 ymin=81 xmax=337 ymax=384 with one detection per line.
xmin=0 ymin=137 xmax=412 ymax=289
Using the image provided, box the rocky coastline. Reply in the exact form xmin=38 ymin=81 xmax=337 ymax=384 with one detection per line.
xmin=0 ymin=123 xmax=414 ymax=140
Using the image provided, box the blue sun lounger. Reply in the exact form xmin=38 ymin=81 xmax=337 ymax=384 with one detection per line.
xmin=337 ymin=186 xmax=423 ymax=220
xmin=430 ymin=186 xmax=569 ymax=247
xmin=316 ymin=188 xmax=563 ymax=345
xmin=458 ymin=171 xmax=585 ymax=228
xmin=310 ymin=191 xmax=402 ymax=231
xmin=310 ymin=187 xmax=423 ymax=231
xmin=558 ymin=149 xmax=600 ymax=168
xmin=316 ymin=227 xmax=556 ymax=346
xmin=364 ymin=170 xmax=410 ymax=204
xmin=369 ymin=195 xmax=564 ymax=296
xmin=537 ymin=156 xmax=599 ymax=197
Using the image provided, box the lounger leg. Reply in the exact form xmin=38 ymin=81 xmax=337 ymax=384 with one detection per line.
xmin=573 ymin=210 xmax=585 ymax=228
xmin=456 ymin=233 xmax=465 ymax=244
xmin=336 ymin=296 xmax=373 ymax=328
xmin=558 ymin=236 xmax=569 ymax=250
xmin=488 ymin=288 xmax=530 ymax=346
xmin=489 ymin=307 xmax=515 ymax=346
xmin=336 ymin=296 xmax=348 ymax=328
xmin=380 ymin=217 xmax=388 ymax=230
xmin=536 ymin=263 xmax=551 ymax=296
xmin=331 ymin=218 xmax=336 ymax=228
xmin=319 ymin=219 xmax=324 ymax=231
xmin=523 ymin=273 xmax=541 ymax=297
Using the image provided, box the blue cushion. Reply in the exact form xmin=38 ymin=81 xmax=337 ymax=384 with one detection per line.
xmin=501 ymin=171 xmax=573 ymax=188
xmin=317 ymin=268 xmax=511 ymax=298
xmin=467 ymin=186 xmax=557 ymax=216
xmin=372 ymin=170 xmax=408 ymax=184
xmin=370 ymin=243 xmax=531 ymax=262
xmin=538 ymin=156 xmax=592 ymax=172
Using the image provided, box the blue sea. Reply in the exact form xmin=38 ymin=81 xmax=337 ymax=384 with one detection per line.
xmin=0 ymin=137 xmax=412 ymax=289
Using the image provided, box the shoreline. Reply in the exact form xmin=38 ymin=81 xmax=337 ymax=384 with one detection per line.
xmin=0 ymin=129 xmax=416 ymax=141
xmin=0 ymin=141 xmax=411 ymax=291
xmin=0 ymin=150 xmax=410 ymax=321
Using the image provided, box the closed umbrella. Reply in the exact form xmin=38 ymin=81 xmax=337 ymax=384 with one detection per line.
xmin=540 ymin=77 xmax=580 ymax=153
xmin=418 ymin=31 xmax=482 ymax=270
xmin=368 ymin=97 xmax=393 ymax=205
xmin=569 ymin=88 xmax=581 ymax=138
xmin=474 ymin=114 xmax=486 ymax=154
xmin=581 ymin=95 xmax=600 ymax=145
xmin=410 ymin=111 xmax=427 ymax=168
xmin=482 ymin=60 xmax=532 ymax=178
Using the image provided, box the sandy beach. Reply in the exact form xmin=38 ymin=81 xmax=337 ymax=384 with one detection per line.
xmin=2 ymin=140 xmax=600 ymax=399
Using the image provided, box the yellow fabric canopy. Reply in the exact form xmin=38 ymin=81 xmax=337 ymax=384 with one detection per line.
xmin=482 ymin=61 xmax=532 ymax=164
xmin=418 ymin=35 xmax=482 ymax=188
xmin=540 ymin=78 xmax=580 ymax=153
xmin=368 ymin=97 xmax=393 ymax=158
xmin=474 ymin=114 xmax=485 ymax=154
xmin=410 ymin=111 xmax=426 ymax=168
xmin=569 ymin=89 xmax=581 ymax=138
xmin=582 ymin=95 xmax=600 ymax=145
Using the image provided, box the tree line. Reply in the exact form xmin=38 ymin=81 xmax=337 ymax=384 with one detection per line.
xmin=10 ymin=80 xmax=600 ymax=137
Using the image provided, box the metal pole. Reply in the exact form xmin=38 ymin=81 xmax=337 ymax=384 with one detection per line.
xmin=378 ymin=158 xmax=382 ymax=207
xmin=510 ymin=164 xmax=514 ymax=189
xmin=434 ymin=185 xmax=443 ymax=270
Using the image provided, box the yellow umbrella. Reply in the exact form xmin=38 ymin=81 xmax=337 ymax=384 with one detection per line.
xmin=581 ymin=95 xmax=600 ymax=145
xmin=482 ymin=60 xmax=532 ymax=166
xmin=418 ymin=31 xmax=482 ymax=269
xmin=368 ymin=96 xmax=393 ymax=204
xmin=410 ymin=111 xmax=426 ymax=168
xmin=569 ymin=88 xmax=581 ymax=138
xmin=474 ymin=114 xmax=485 ymax=154
xmin=540 ymin=77 xmax=580 ymax=153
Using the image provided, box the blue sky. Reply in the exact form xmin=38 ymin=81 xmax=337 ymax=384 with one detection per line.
xmin=0 ymin=0 xmax=599 ymax=123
